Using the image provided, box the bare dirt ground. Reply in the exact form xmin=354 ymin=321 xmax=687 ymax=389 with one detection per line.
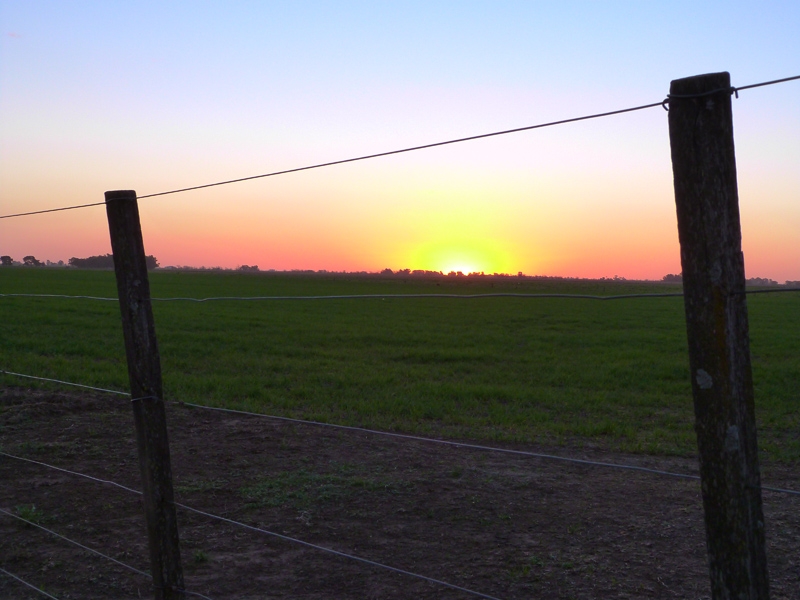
xmin=1 ymin=387 xmax=798 ymax=600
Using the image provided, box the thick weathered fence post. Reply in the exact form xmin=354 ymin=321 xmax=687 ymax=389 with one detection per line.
xmin=105 ymin=190 xmax=185 ymax=600
xmin=668 ymin=72 xmax=770 ymax=599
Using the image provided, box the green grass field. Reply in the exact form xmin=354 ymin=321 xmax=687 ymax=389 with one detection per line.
xmin=2 ymin=268 xmax=798 ymax=460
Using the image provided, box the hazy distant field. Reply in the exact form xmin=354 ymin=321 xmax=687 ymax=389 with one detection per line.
xmin=1 ymin=268 xmax=798 ymax=460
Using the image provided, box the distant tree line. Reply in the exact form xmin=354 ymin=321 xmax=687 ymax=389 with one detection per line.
xmin=380 ymin=268 xmax=517 ymax=278
xmin=661 ymin=272 xmax=783 ymax=286
xmin=661 ymin=272 xmax=787 ymax=286
xmin=1 ymin=255 xmax=68 ymax=267
xmin=745 ymin=277 xmax=779 ymax=286
xmin=68 ymin=254 xmax=159 ymax=270
xmin=1 ymin=253 xmax=156 ymax=270
xmin=1 ymin=255 xmax=797 ymax=285
xmin=0 ymin=255 xmax=46 ymax=266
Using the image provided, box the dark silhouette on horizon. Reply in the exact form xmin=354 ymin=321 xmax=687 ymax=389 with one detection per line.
xmin=68 ymin=253 xmax=159 ymax=271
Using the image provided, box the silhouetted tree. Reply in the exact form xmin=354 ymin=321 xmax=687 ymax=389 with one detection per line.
xmin=69 ymin=253 xmax=159 ymax=270
xmin=69 ymin=254 xmax=114 ymax=269
xmin=0 ymin=255 xmax=12 ymax=266
xmin=23 ymin=255 xmax=42 ymax=267
xmin=746 ymin=277 xmax=778 ymax=286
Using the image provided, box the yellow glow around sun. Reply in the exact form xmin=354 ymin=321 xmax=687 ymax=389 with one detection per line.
xmin=381 ymin=183 xmax=528 ymax=275
xmin=408 ymin=239 xmax=516 ymax=275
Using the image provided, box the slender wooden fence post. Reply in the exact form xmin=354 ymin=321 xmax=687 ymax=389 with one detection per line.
xmin=105 ymin=190 xmax=185 ymax=600
xmin=668 ymin=72 xmax=770 ymax=599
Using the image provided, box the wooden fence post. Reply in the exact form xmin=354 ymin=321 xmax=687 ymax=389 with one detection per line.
xmin=667 ymin=72 xmax=770 ymax=599
xmin=105 ymin=190 xmax=185 ymax=600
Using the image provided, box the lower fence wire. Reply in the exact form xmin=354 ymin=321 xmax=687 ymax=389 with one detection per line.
xmin=0 ymin=507 xmax=213 ymax=600
xmin=0 ymin=369 xmax=130 ymax=396
xmin=0 ymin=452 xmax=504 ymax=600
xmin=2 ymin=369 xmax=799 ymax=497
xmin=0 ymin=291 xmax=688 ymax=301
xmin=185 ymin=403 xmax=703 ymax=480
xmin=0 ymin=507 xmax=151 ymax=578
xmin=174 ymin=503 xmax=505 ymax=600
xmin=2 ymin=288 xmax=799 ymax=303
xmin=0 ymin=566 xmax=60 ymax=600
xmin=177 ymin=403 xmax=800 ymax=497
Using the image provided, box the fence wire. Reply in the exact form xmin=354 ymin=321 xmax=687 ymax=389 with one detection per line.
xmin=2 ymin=73 xmax=797 ymax=221
xmin=0 ymin=452 xmax=504 ymax=600
xmin=0 ymin=507 xmax=151 ymax=579
xmin=0 ymin=507 xmax=214 ymax=599
xmin=0 ymin=566 xmax=60 ymax=600
xmin=0 ymin=101 xmax=662 ymax=220
xmin=2 ymin=369 xmax=799 ymax=497
xmin=174 ymin=402 xmax=800 ymax=497
xmin=0 ymin=291 xmax=686 ymax=301
xmin=173 ymin=503 xmax=505 ymax=600
xmin=0 ymin=369 xmax=130 ymax=396
xmin=3 ymin=288 xmax=800 ymax=304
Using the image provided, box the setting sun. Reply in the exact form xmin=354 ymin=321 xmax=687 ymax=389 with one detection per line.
xmin=406 ymin=239 xmax=516 ymax=275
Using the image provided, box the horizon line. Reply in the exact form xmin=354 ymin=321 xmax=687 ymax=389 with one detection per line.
xmin=4 ymin=262 xmax=799 ymax=286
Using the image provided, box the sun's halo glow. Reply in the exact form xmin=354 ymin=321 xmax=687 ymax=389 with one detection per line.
xmin=404 ymin=239 xmax=516 ymax=275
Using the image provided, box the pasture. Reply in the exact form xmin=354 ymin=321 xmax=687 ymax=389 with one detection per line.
xmin=2 ymin=268 xmax=800 ymax=598
xmin=1 ymin=268 xmax=798 ymax=460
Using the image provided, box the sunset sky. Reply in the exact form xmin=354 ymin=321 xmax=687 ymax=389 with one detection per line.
xmin=2 ymin=2 xmax=798 ymax=280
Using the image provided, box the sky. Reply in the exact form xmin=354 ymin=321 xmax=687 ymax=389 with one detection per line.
xmin=1 ymin=1 xmax=798 ymax=280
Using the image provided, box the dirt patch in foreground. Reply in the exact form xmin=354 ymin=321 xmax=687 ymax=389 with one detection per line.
xmin=1 ymin=388 xmax=798 ymax=599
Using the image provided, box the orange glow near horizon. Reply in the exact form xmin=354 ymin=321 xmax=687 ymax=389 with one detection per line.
xmin=2 ymin=122 xmax=798 ymax=282
xmin=3 ymin=201 xmax=799 ymax=281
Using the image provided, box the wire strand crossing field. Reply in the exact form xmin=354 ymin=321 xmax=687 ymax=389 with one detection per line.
xmin=2 ymin=269 xmax=799 ymax=462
